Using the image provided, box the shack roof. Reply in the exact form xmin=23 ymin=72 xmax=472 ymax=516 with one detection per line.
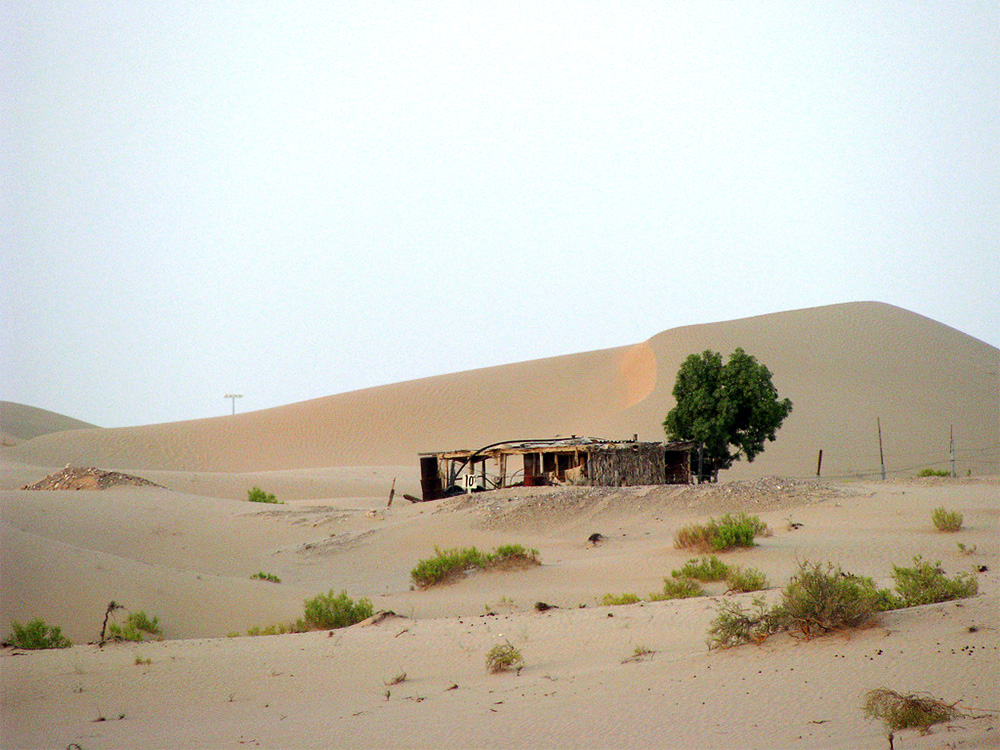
xmin=421 ymin=437 xmax=696 ymax=461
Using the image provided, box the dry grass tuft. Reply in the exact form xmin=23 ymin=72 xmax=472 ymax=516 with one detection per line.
xmin=863 ymin=687 xmax=959 ymax=746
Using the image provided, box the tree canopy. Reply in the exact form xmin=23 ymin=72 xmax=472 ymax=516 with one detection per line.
xmin=663 ymin=348 xmax=792 ymax=481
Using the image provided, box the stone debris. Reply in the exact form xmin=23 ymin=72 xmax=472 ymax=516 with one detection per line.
xmin=22 ymin=466 xmax=162 ymax=491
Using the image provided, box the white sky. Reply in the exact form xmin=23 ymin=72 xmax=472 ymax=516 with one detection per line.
xmin=2 ymin=2 xmax=998 ymax=428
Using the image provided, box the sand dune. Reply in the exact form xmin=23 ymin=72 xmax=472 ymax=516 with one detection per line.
xmin=2 ymin=473 xmax=997 ymax=748
xmin=6 ymin=302 xmax=998 ymax=486
xmin=0 ymin=401 xmax=98 ymax=446
xmin=2 ymin=302 xmax=998 ymax=748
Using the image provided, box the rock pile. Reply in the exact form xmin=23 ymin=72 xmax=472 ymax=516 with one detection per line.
xmin=22 ymin=467 xmax=162 ymax=491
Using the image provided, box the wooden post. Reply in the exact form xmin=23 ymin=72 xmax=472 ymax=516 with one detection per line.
xmin=877 ymin=417 xmax=886 ymax=480
xmin=950 ymin=425 xmax=956 ymax=477
xmin=387 ymin=477 xmax=396 ymax=508
xmin=697 ymin=443 xmax=704 ymax=484
xmin=816 ymin=449 xmax=823 ymax=478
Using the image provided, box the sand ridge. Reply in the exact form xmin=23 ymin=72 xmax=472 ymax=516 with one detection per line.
xmin=5 ymin=303 xmax=998 ymax=481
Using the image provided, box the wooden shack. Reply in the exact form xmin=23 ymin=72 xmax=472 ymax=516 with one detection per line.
xmin=418 ymin=437 xmax=695 ymax=501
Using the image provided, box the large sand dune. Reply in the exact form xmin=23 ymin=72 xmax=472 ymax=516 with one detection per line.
xmin=5 ymin=302 xmax=998 ymax=486
xmin=0 ymin=401 xmax=98 ymax=446
xmin=2 ymin=301 xmax=998 ymax=748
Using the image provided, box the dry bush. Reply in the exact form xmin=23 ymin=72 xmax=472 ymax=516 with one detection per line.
xmin=486 ymin=643 xmax=523 ymax=673
xmin=864 ymin=687 xmax=959 ymax=744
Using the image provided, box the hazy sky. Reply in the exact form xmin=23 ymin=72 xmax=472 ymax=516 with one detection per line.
xmin=3 ymin=2 xmax=998 ymax=428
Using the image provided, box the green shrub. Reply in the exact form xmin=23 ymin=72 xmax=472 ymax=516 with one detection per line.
xmin=251 ymin=571 xmax=281 ymax=583
xmin=298 ymin=590 xmax=373 ymax=630
xmin=487 ymin=544 xmax=540 ymax=566
xmin=917 ymin=468 xmax=950 ymax=478
xmin=863 ymin=688 xmax=958 ymax=734
xmin=726 ymin=566 xmax=770 ymax=593
xmin=891 ymin=556 xmax=977 ymax=606
xmin=486 ymin=643 xmax=523 ymax=673
xmin=708 ymin=556 xmax=980 ymax=649
xmin=650 ymin=577 xmax=706 ymax=600
xmin=247 ymin=486 xmax=281 ymax=504
xmin=411 ymin=545 xmax=540 ymax=588
xmin=931 ymin=507 xmax=963 ymax=532
xmin=780 ymin=562 xmax=882 ymax=637
xmin=108 ymin=611 xmax=161 ymax=642
xmin=672 ymin=555 xmax=731 ymax=582
xmin=601 ymin=592 xmax=641 ymax=606
xmin=8 ymin=619 xmax=72 ymax=650
xmin=674 ymin=513 xmax=768 ymax=552
xmin=411 ymin=547 xmax=486 ymax=587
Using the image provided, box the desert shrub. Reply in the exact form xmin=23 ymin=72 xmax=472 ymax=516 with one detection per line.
xmin=486 ymin=643 xmax=523 ymax=673
xmin=411 ymin=547 xmax=486 ymax=587
xmin=8 ymin=619 xmax=72 ymax=650
xmin=863 ymin=688 xmax=958 ymax=734
xmin=707 ymin=597 xmax=787 ymax=649
xmin=651 ymin=577 xmax=706 ymax=600
xmin=708 ymin=556 xmax=979 ymax=649
xmin=247 ymin=486 xmax=280 ymax=504
xmin=674 ymin=513 xmax=768 ymax=552
xmin=108 ymin=611 xmax=161 ymax=642
xmin=917 ymin=468 xmax=950 ymax=478
xmin=672 ymin=555 xmax=731 ymax=582
xmin=247 ymin=622 xmax=306 ymax=636
xmin=931 ymin=507 xmax=963 ymax=532
xmin=298 ymin=590 xmax=373 ymax=630
xmin=781 ymin=562 xmax=882 ymax=636
xmin=486 ymin=544 xmax=540 ymax=566
xmin=251 ymin=571 xmax=281 ymax=583
xmin=957 ymin=542 xmax=977 ymax=555
xmin=726 ymin=566 xmax=769 ymax=593
xmin=411 ymin=544 xmax=540 ymax=588
xmin=601 ymin=592 xmax=641 ymax=606
xmin=891 ymin=556 xmax=977 ymax=606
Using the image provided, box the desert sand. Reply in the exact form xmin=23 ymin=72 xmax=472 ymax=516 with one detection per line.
xmin=2 ymin=302 xmax=998 ymax=749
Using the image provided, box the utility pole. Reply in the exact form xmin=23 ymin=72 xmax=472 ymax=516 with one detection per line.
xmin=224 ymin=393 xmax=243 ymax=415
xmin=877 ymin=417 xmax=886 ymax=480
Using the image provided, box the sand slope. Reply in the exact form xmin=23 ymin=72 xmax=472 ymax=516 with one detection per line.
xmin=2 ymin=477 xmax=997 ymax=749
xmin=0 ymin=401 xmax=98 ymax=446
xmin=5 ymin=302 xmax=998 ymax=481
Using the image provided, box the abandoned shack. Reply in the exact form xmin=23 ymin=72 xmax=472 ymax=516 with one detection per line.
xmin=417 ymin=437 xmax=696 ymax=501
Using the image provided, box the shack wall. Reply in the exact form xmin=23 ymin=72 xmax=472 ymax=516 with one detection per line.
xmin=588 ymin=445 xmax=666 ymax=486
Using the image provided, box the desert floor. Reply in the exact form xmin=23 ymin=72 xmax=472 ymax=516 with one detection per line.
xmin=1 ymin=459 xmax=998 ymax=749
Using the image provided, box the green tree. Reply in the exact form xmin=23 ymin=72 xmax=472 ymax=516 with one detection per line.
xmin=664 ymin=348 xmax=792 ymax=481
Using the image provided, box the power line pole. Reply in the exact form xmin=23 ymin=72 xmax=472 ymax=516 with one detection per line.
xmin=224 ymin=393 xmax=243 ymax=415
